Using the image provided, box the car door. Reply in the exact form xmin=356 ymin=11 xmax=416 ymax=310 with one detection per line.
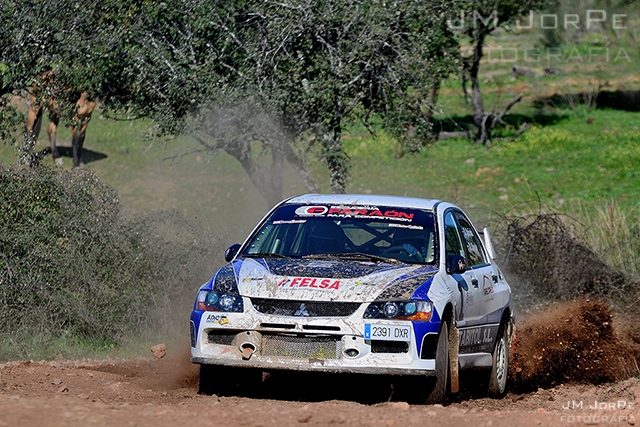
xmin=452 ymin=211 xmax=497 ymax=325
xmin=443 ymin=210 xmax=482 ymax=326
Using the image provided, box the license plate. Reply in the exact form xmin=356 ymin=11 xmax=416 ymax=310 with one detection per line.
xmin=364 ymin=324 xmax=411 ymax=342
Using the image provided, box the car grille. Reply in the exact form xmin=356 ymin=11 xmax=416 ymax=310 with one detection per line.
xmin=251 ymin=298 xmax=360 ymax=317
xmin=207 ymin=331 xmax=236 ymax=345
xmin=261 ymin=334 xmax=342 ymax=359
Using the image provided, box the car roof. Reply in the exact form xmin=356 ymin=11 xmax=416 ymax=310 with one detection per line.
xmin=284 ymin=194 xmax=441 ymax=210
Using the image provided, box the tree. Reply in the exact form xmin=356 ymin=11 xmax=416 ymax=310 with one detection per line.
xmin=120 ymin=0 xmax=459 ymax=197
xmin=453 ymin=0 xmax=553 ymax=146
xmin=0 ymin=0 xmax=137 ymax=165
xmin=110 ymin=1 xmax=321 ymax=206
xmin=248 ymin=0 xmax=459 ymax=189
xmin=1 ymin=0 xmax=460 ymax=202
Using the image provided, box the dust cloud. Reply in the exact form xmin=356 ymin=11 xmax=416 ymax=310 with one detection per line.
xmin=509 ymin=299 xmax=640 ymax=392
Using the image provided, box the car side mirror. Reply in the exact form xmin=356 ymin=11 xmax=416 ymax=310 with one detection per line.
xmin=447 ymin=253 xmax=468 ymax=274
xmin=224 ymin=244 xmax=241 ymax=262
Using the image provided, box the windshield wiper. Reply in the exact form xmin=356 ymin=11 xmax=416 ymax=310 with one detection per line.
xmin=303 ymin=252 xmax=402 ymax=264
xmin=242 ymin=253 xmax=286 ymax=258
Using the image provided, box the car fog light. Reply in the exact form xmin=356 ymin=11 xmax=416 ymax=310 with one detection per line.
xmin=367 ymin=304 xmax=380 ymax=318
xmin=219 ymin=294 xmax=235 ymax=311
xmin=384 ymin=302 xmax=399 ymax=318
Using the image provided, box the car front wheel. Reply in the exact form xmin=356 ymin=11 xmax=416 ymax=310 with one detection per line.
xmin=487 ymin=322 xmax=509 ymax=397
xmin=426 ymin=321 xmax=450 ymax=404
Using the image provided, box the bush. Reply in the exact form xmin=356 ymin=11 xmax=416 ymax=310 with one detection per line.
xmin=499 ymin=210 xmax=635 ymax=303
xmin=0 ymin=164 xmax=220 ymax=360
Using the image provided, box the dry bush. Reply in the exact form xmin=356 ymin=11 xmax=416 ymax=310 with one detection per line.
xmin=501 ymin=212 xmax=632 ymax=302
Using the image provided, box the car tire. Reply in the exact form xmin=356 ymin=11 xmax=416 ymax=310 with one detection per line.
xmin=199 ymin=365 xmax=263 ymax=397
xmin=198 ymin=364 xmax=219 ymax=395
xmin=426 ymin=321 xmax=449 ymax=404
xmin=487 ymin=322 xmax=509 ymax=397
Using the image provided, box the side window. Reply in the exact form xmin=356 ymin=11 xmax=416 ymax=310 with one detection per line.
xmin=444 ymin=212 xmax=465 ymax=257
xmin=454 ymin=212 xmax=488 ymax=267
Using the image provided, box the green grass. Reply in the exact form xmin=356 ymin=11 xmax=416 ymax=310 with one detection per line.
xmin=2 ymin=106 xmax=639 ymax=242
xmin=343 ymin=107 xmax=640 ymax=224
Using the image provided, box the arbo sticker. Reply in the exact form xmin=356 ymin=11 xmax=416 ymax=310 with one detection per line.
xmin=295 ymin=206 xmax=329 ymax=216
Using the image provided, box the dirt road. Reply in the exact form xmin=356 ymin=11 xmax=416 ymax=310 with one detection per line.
xmin=0 ymin=354 xmax=638 ymax=427
xmin=1 ymin=299 xmax=639 ymax=427
xmin=0 ymin=349 xmax=640 ymax=427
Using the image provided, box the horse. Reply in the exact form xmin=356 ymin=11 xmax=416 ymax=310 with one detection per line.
xmin=24 ymin=81 xmax=96 ymax=169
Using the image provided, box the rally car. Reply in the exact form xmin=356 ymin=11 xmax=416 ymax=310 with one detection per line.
xmin=190 ymin=194 xmax=514 ymax=402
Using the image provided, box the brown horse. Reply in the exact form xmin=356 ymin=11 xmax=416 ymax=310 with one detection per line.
xmin=25 ymin=85 xmax=96 ymax=168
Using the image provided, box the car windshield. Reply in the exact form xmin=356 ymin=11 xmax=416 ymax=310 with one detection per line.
xmin=242 ymin=204 xmax=437 ymax=265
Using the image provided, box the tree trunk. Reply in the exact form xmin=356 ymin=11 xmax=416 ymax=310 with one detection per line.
xmin=282 ymin=140 xmax=320 ymax=193
xmin=470 ymin=32 xmax=486 ymax=143
xmin=468 ymin=31 xmax=525 ymax=147
xmin=461 ymin=57 xmax=471 ymax=105
xmin=193 ymin=134 xmax=319 ymax=206
xmin=425 ymin=80 xmax=441 ymax=128
xmin=322 ymin=121 xmax=349 ymax=194
xmin=269 ymin=142 xmax=284 ymax=201
xmin=224 ymin=142 xmax=282 ymax=207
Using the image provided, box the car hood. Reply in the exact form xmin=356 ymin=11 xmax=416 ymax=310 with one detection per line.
xmin=212 ymin=257 xmax=437 ymax=302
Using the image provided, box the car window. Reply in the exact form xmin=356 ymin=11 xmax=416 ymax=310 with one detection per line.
xmin=444 ymin=211 xmax=465 ymax=257
xmin=243 ymin=204 xmax=437 ymax=264
xmin=454 ymin=212 xmax=488 ymax=267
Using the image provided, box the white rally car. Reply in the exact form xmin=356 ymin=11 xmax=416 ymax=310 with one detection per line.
xmin=190 ymin=194 xmax=514 ymax=402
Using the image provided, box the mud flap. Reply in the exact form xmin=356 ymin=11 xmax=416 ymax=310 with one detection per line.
xmin=449 ymin=322 xmax=459 ymax=393
xmin=506 ymin=317 xmax=517 ymax=361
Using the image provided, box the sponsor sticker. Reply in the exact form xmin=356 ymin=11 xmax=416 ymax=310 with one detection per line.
xmin=205 ymin=314 xmax=231 ymax=325
xmin=459 ymin=326 xmax=494 ymax=346
xmin=273 ymin=219 xmax=307 ymax=225
xmin=388 ymin=223 xmax=424 ymax=229
xmin=327 ymin=206 xmax=414 ymax=222
xmin=294 ymin=206 xmax=329 ymax=216
xmin=277 ymin=277 xmax=340 ymax=290
xmin=482 ymin=275 xmax=494 ymax=296
xmin=292 ymin=205 xmax=416 ymax=222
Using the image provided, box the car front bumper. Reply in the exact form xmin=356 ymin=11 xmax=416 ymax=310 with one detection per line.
xmin=190 ymin=307 xmax=439 ymax=376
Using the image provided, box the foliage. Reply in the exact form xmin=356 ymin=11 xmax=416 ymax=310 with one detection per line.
xmin=0 ymin=97 xmax=23 ymax=146
xmin=0 ymin=0 xmax=138 ymax=168
xmin=118 ymin=0 xmax=460 ymax=196
xmin=0 ymin=0 xmax=133 ymax=112
xmin=0 ymin=164 xmax=218 ymax=359
xmin=1 ymin=0 xmax=462 ymax=198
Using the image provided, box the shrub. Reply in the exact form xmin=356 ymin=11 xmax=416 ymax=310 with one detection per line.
xmin=0 ymin=164 xmax=220 ymax=360
xmin=498 ymin=209 xmax=636 ymax=304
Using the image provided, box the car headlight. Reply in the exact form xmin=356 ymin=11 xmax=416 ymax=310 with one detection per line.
xmin=196 ymin=290 xmax=244 ymax=312
xmin=364 ymin=300 xmax=432 ymax=321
